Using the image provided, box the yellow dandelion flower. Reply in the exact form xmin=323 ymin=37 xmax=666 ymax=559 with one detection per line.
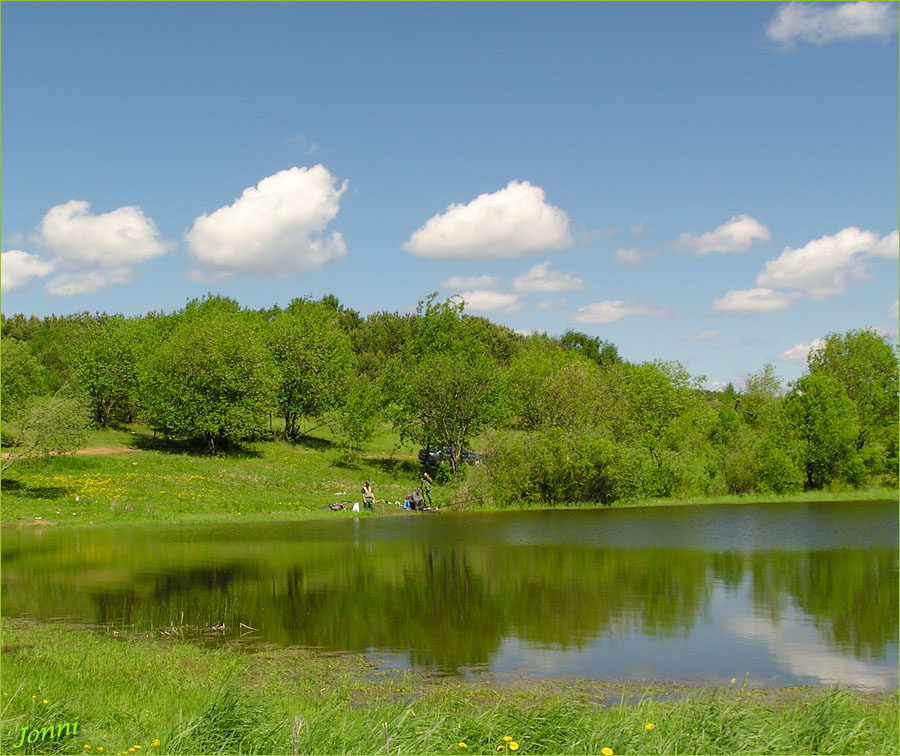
xmin=458 ymin=743 xmax=468 ymax=749
xmin=503 ymin=736 xmax=513 ymax=742
xmin=42 ymin=699 xmax=49 ymax=704
xmin=98 ymin=749 xmax=104 ymax=753
xmin=84 ymin=746 xmax=91 ymax=750
xmin=134 ymin=748 xmax=141 ymax=751
xmin=497 ymin=746 xmax=505 ymax=751
xmin=31 ymin=695 xmax=36 ymax=699
xmin=645 ymin=723 xmax=655 ymax=730
xmin=601 ymin=748 xmax=614 ymax=756
xmin=128 ymin=749 xmax=135 ymax=753
xmin=151 ymin=741 xmax=160 ymax=748
xmin=510 ymin=744 xmax=519 ymax=751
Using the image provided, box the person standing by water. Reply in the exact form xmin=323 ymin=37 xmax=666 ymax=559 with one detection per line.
xmin=362 ymin=481 xmax=375 ymax=511
xmin=421 ymin=471 xmax=434 ymax=508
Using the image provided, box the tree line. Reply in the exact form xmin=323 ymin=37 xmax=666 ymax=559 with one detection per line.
xmin=2 ymin=293 xmax=897 ymax=502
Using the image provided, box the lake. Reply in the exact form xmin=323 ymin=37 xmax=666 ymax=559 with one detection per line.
xmin=2 ymin=499 xmax=897 ymax=690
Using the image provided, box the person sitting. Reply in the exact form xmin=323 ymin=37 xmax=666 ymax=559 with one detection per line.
xmin=411 ymin=488 xmax=425 ymax=510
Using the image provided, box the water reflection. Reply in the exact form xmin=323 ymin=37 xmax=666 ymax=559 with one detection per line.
xmin=2 ymin=500 xmax=897 ymax=690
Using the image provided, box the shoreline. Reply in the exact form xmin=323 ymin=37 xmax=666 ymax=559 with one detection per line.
xmin=3 ymin=485 xmax=896 ymax=531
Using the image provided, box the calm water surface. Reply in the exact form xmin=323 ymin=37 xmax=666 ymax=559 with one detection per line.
xmin=3 ymin=500 xmax=897 ymax=690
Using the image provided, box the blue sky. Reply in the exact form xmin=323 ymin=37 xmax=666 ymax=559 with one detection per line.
xmin=2 ymin=1 xmax=898 ymax=388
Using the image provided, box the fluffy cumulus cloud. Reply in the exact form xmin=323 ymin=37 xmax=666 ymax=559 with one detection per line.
xmin=0 ymin=250 xmax=55 ymax=292
xmin=35 ymin=200 xmax=173 ymax=267
xmin=869 ymin=229 xmax=899 ymax=260
xmin=766 ymin=2 xmax=898 ymax=47
xmin=712 ymin=288 xmax=799 ymax=314
xmin=572 ymin=299 xmax=672 ymax=324
xmin=513 ymin=261 xmax=583 ymax=294
xmin=456 ymin=289 xmax=521 ymax=314
xmin=779 ymin=338 xmax=826 ymax=362
xmin=186 ymin=165 xmax=348 ymax=276
xmin=756 ymin=226 xmax=895 ymax=300
xmin=29 ymin=200 xmax=173 ymax=296
xmin=440 ymin=274 xmax=501 ymax=290
xmin=674 ymin=214 xmax=770 ymax=256
xmin=402 ymin=181 xmax=573 ymax=260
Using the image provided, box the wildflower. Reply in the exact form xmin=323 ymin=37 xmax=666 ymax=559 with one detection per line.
xmin=128 ymin=749 xmax=135 ymax=753
xmin=497 ymin=747 xmax=505 ymax=751
xmin=602 ymin=749 xmax=614 ymax=756
xmin=134 ymin=748 xmax=141 ymax=751
xmin=84 ymin=747 xmax=91 ymax=750
xmin=645 ymin=723 xmax=655 ymax=730
xmin=42 ymin=699 xmax=48 ymax=704
xmin=31 ymin=695 xmax=36 ymax=699
xmin=458 ymin=743 xmax=468 ymax=749
xmin=510 ymin=744 xmax=519 ymax=751
xmin=503 ymin=736 xmax=513 ymax=742
xmin=151 ymin=742 xmax=160 ymax=748
xmin=98 ymin=749 xmax=104 ymax=753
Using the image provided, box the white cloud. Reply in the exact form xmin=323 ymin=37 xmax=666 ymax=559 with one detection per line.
xmin=1 ymin=250 xmax=55 ymax=293
xmin=186 ymin=165 xmax=348 ymax=276
xmin=674 ymin=214 xmax=770 ymax=256
xmin=45 ymin=268 xmax=133 ymax=297
xmin=766 ymin=2 xmax=898 ymax=47
xmin=706 ymin=380 xmax=730 ymax=391
xmin=868 ymin=229 xmax=899 ymax=260
xmin=536 ymin=298 xmax=567 ymax=310
xmin=34 ymin=200 xmax=173 ymax=268
xmin=513 ymin=261 xmax=583 ymax=294
xmin=712 ymin=288 xmax=799 ymax=314
xmin=572 ymin=299 xmax=672 ymax=324
xmin=440 ymin=274 xmax=501 ymax=290
xmin=614 ymin=246 xmax=659 ymax=266
xmin=755 ymin=226 xmax=889 ymax=300
xmin=779 ymin=338 xmax=826 ymax=361
xmin=402 ymin=180 xmax=573 ymax=260
xmin=685 ymin=330 xmax=718 ymax=343
xmin=457 ymin=289 xmax=521 ymax=314
xmin=889 ymin=300 xmax=899 ymax=320
xmin=27 ymin=199 xmax=173 ymax=297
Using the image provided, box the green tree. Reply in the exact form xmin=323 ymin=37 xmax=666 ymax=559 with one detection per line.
xmin=329 ymin=376 xmax=381 ymax=458
xmin=384 ymin=296 xmax=503 ymax=474
xmin=75 ymin=316 xmax=143 ymax=427
xmin=1 ymin=390 xmax=90 ymax=472
xmin=807 ymin=329 xmax=899 ymax=479
xmin=268 ymin=300 xmax=354 ymax=439
xmin=140 ymin=306 xmax=277 ymax=453
xmin=559 ymin=329 xmax=621 ymax=367
xmin=785 ymin=371 xmax=861 ymax=489
xmin=1 ymin=337 xmax=46 ymax=422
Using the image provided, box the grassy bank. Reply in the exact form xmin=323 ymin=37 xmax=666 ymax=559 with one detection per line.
xmin=1 ymin=619 xmax=897 ymax=756
xmin=2 ymin=424 xmax=895 ymax=528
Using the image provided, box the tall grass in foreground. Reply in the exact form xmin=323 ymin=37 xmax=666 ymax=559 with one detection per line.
xmin=2 ymin=619 xmax=897 ymax=755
